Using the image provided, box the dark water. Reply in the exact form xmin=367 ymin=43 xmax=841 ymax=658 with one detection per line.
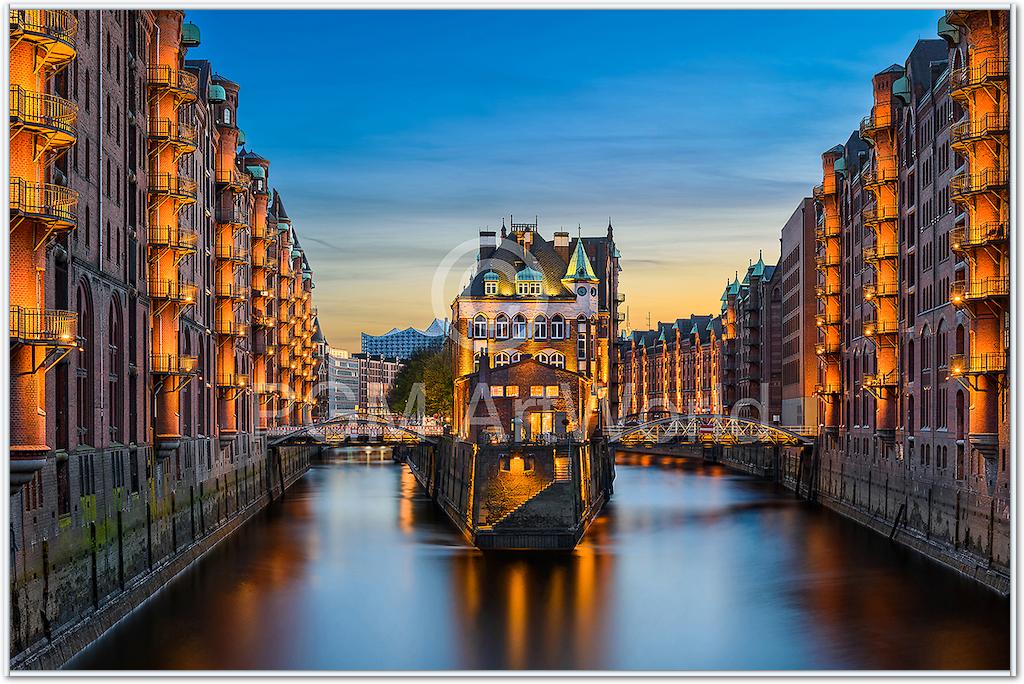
xmin=67 ymin=448 xmax=1010 ymax=671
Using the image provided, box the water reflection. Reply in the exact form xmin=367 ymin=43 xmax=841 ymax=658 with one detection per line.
xmin=66 ymin=448 xmax=1009 ymax=671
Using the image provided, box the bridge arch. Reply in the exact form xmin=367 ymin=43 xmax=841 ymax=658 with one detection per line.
xmin=606 ymin=413 xmax=813 ymax=447
xmin=268 ymin=413 xmax=438 ymax=447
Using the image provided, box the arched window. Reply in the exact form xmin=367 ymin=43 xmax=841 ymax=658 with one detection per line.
xmin=535 ymin=352 xmax=549 ymax=365
xmin=512 ymin=314 xmax=527 ymax=340
xmin=576 ymin=315 xmax=588 ymax=360
xmin=76 ymin=282 xmax=94 ymax=446
xmin=108 ymin=297 xmax=124 ymax=443
xmin=509 ymin=351 xmax=521 ymax=364
xmin=472 ymin=314 xmax=487 ymax=339
xmin=550 ymin=315 xmax=565 ymax=339
xmin=223 ymin=107 xmax=232 ymax=124
xmin=549 ymin=352 xmax=565 ymax=369
xmin=533 ymin=315 xmax=547 ymax=340
xmin=907 ymin=339 xmax=915 ymax=377
xmin=495 ymin=313 xmax=510 ymax=340
xmin=494 ymin=351 xmax=511 ymax=367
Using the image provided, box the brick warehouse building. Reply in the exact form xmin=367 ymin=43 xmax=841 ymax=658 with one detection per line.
xmin=615 ymin=10 xmax=1008 ymax=590
xmin=9 ymin=10 xmax=319 ymax=659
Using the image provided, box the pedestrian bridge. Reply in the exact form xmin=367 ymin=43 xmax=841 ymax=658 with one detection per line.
xmin=605 ymin=413 xmax=816 ymax=447
xmin=267 ymin=413 xmax=441 ymax=447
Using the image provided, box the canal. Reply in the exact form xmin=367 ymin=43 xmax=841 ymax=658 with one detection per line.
xmin=67 ymin=448 xmax=1010 ymax=671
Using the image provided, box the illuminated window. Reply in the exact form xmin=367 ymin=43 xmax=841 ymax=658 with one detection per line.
xmin=484 ymin=281 xmax=497 ymax=295
xmin=505 ymin=385 xmax=520 ymax=397
xmin=545 ymin=385 xmax=559 ymax=398
xmin=533 ymin=315 xmax=547 ymax=339
xmin=550 ymin=315 xmax=565 ymax=339
xmin=472 ymin=315 xmax=487 ymax=339
xmin=512 ymin=314 xmax=527 ymax=339
xmin=490 ymin=385 xmax=504 ymax=397
xmin=531 ymin=386 xmax=544 ymax=397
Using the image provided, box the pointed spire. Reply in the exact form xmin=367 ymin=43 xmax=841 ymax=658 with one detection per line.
xmin=500 ymin=217 xmax=507 ymax=239
xmin=562 ymin=237 xmax=599 ymax=289
xmin=607 ymin=217 xmax=614 ymax=239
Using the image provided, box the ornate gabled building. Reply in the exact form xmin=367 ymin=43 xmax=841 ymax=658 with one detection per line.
xmin=451 ymin=219 xmax=622 ymax=441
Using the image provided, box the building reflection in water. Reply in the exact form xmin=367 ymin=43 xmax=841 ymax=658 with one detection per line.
xmin=66 ymin=447 xmax=1009 ymax=671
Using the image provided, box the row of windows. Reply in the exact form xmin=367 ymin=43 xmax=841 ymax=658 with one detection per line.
xmin=490 ymin=385 xmax=560 ymax=398
xmin=469 ymin=313 xmax=592 ymax=340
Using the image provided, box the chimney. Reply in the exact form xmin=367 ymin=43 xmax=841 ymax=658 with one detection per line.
xmin=554 ymin=231 xmax=570 ymax=262
xmin=479 ymin=230 xmax=497 ymax=260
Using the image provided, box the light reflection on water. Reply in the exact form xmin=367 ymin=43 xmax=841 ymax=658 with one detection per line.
xmin=66 ymin=448 xmax=1010 ymax=671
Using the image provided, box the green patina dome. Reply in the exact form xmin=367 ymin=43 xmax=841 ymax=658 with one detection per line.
xmin=181 ymin=22 xmax=200 ymax=48
xmin=483 ymin=270 xmax=500 ymax=281
xmin=245 ymin=164 xmax=265 ymax=179
xmin=515 ymin=266 xmax=543 ymax=282
xmin=208 ymin=84 xmax=226 ymax=103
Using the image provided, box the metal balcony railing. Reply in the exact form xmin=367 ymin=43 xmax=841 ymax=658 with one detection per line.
xmin=147 ymin=64 xmax=199 ymax=101
xmin=216 ymin=372 xmax=247 ymax=388
xmin=815 ymin=313 xmax=840 ymax=328
xmin=148 ymin=118 xmax=198 ymax=150
xmin=216 ymin=205 xmax=249 ymax=227
xmin=862 ymin=158 xmax=898 ymax=186
xmin=863 ymin=282 xmax=899 ymax=301
xmin=863 ymin=370 xmax=898 ymax=388
xmin=10 ymin=177 xmax=78 ymax=228
xmin=814 ymin=383 xmax=842 ymax=396
xmin=863 ymin=203 xmax=898 ymax=225
xmin=215 ymin=168 xmax=247 ymax=191
xmin=148 ymin=278 xmax=197 ymax=302
xmin=214 ymin=281 xmax=245 ymax=300
xmin=951 ymin=58 xmax=1009 ymax=93
xmin=215 ymin=243 xmax=248 ymax=262
xmin=151 ymin=353 xmax=197 ymax=375
xmin=863 ymin=243 xmax=899 ymax=263
xmin=815 ymin=254 xmax=840 ymax=269
xmin=951 ymin=113 xmax=1010 ymax=145
xmin=949 ymin=353 xmax=1006 ymax=377
xmin=815 ymin=217 xmax=841 ymax=241
xmin=951 ymin=168 xmax=1009 ymax=199
xmin=215 ymin=317 xmax=246 ymax=337
xmin=253 ymin=313 xmax=276 ymax=328
xmin=9 ymin=9 xmax=77 ymax=54
xmin=815 ymin=341 xmax=841 ymax=356
xmin=815 ymin=283 xmax=840 ymax=297
xmin=863 ymin=319 xmax=898 ymax=337
xmin=9 ymin=306 xmax=77 ymax=346
xmin=950 ymin=276 xmax=1010 ymax=305
xmin=9 ymin=86 xmax=78 ymax=144
xmin=148 ymin=225 xmax=198 ymax=252
xmin=950 ymin=222 xmax=1008 ymax=251
xmin=148 ymin=172 xmax=197 ymax=201
xmin=860 ymin=108 xmax=893 ymax=138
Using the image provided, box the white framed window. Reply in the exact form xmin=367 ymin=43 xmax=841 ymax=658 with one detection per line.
xmin=472 ymin=315 xmax=487 ymax=339
xmin=484 ymin=281 xmax=497 ymax=295
xmin=536 ymin=352 xmax=549 ymax=364
xmin=550 ymin=315 xmax=565 ymax=339
xmin=495 ymin=314 xmax=509 ymax=339
xmin=549 ymin=352 xmax=565 ymax=369
xmin=533 ymin=315 xmax=547 ymax=339
xmin=512 ymin=314 xmax=527 ymax=339
xmin=577 ymin=336 xmax=587 ymax=360
xmin=509 ymin=351 xmax=521 ymax=364
xmin=495 ymin=351 xmax=511 ymax=367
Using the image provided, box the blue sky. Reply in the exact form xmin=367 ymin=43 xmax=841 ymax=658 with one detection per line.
xmin=186 ymin=9 xmax=945 ymax=351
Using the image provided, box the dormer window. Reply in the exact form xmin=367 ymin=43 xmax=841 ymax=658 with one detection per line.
xmin=515 ymin=266 xmax=543 ymax=296
xmin=483 ymin=270 xmax=499 ymax=296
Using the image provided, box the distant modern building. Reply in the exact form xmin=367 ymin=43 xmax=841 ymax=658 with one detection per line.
xmin=353 ymin=353 xmax=404 ymax=416
xmin=327 ymin=349 xmax=360 ymax=416
xmin=360 ymin=319 xmax=449 ymax=359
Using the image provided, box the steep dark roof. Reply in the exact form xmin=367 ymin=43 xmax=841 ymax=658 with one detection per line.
xmin=271 ymin=190 xmax=289 ymax=221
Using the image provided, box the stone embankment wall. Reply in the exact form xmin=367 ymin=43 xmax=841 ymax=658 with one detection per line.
xmin=10 ymin=444 xmax=317 ymax=671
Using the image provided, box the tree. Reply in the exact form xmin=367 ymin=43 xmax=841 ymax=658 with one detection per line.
xmin=388 ymin=347 xmax=453 ymax=422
